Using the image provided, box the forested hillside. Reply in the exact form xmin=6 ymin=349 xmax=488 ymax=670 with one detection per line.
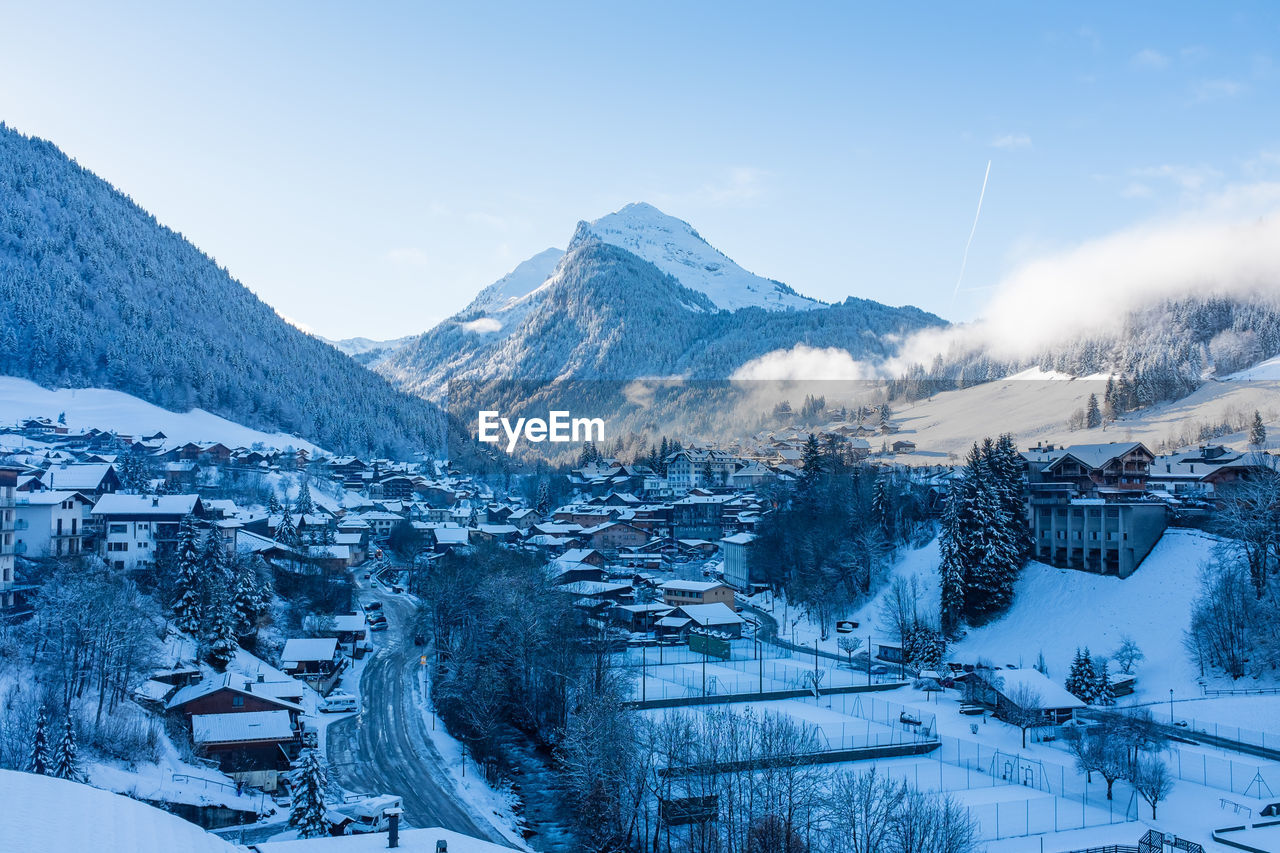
xmin=0 ymin=124 xmax=449 ymax=457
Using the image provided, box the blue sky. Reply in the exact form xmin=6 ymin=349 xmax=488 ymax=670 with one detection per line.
xmin=2 ymin=2 xmax=1278 ymax=338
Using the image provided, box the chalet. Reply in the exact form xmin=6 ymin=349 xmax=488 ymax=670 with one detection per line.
xmin=656 ymin=602 xmax=746 ymax=639
xmin=658 ymin=580 xmax=735 ymax=608
xmin=430 ymin=525 xmax=470 ymax=552
xmin=163 ymin=461 xmax=200 ymax=488
xmin=27 ymin=462 xmax=120 ymax=496
xmin=306 ymin=544 xmax=353 ymax=571
xmin=12 ymin=491 xmax=92 ymax=559
xmin=280 ymin=637 xmax=341 ymax=676
xmin=612 ymin=602 xmax=674 ymax=631
xmin=891 ymin=440 xmax=917 ymax=454
xmin=190 ymin=710 xmax=299 ymax=792
xmin=665 ymin=449 xmax=740 ymax=493
xmin=91 ymin=494 xmax=205 ymax=572
xmin=507 ymin=507 xmax=542 ymax=530
xmin=556 ymin=579 xmax=633 ymax=605
xmin=165 ymin=673 xmax=305 ymax=727
xmin=961 ymin=667 xmax=1085 ymax=726
xmin=1027 ymin=442 xmax=1167 ymax=577
xmin=582 ymin=520 xmax=649 ymax=552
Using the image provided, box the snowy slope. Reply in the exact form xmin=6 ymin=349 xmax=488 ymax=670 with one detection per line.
xmin=0 ymin=768 xmax=237 ymax=853
xmin=468 ymin=247 xmax=565 ymax=314
xmin=321 ymin=335 xmax=413 ymax=357
xmin=577 ymin=203 xmax=821 ymax=312
xmin=0 ymin=376 xmax=323 ymax=453
xmin=952 ymin=529 xmax=1220 ymax=701
xmin=1225 ymin=353 xmax=1280 ymax=381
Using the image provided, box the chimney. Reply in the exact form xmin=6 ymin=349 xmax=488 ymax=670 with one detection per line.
xmin=152 ymin=496 xmax=160 ymax=506
xmin=257 ymin=672 xmax=266 ymax=683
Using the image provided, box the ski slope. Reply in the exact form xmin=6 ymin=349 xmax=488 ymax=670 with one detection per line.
xmin=0 ymin=376 xmax=322 ymax=453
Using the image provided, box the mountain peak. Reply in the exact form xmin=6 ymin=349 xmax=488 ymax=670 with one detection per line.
xmin=573 ymin=202 xmax=822 ymax=313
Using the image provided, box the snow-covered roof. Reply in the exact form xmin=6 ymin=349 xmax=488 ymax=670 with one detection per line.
xmin=166 ymin=672 xmax=304 ymax=713
xmin=38 ymin=462 xmax=115 ymax=490
xmin=332 ymin=614 xmax=367 ymax=632
xmin=256 ymin=826 xmax=511 ymax=852
xmin=659 ymin=579 xmax=728 ymax=593
xmin=0 ymin=768 xmax=238 ymax=853
xmin=984 ymin=668 xmax=1086 ymax=711
xmin=677 ymin=602 xmax=745 ymax=626
xmin=191 ymin=710 xmax=295 ymax=745
xmin=91 ymin=493 xmax=200 ymax=517
xmin=721 ymin=532 xmax=757 ymax=545
xmin=281 ymin=637 xmax=339 ymax=663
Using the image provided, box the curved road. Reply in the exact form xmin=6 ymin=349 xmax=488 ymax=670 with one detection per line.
xmin=327 ymin=580 xmax=511 ymax=845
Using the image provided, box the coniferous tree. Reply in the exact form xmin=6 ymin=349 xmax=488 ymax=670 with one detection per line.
xmin=294 ymin=480 xmax=314 ymax=517
xmin=1085 ymin=394 xmax=1102 ymax=429
xmin=1095 ymin=660 xmax=1115 ymax=707
xmin=52 ymin=715 xmax=79 ymax=781
xmin=173 ymin=515 xmax=204 ymax=634
xmin=1251 ymin=411 xmax=1267 ymax=447
xmin=231 ymin=557 xmax=261 ymax=636
xmin=937 ymin=492 xmax=967 ymax=635
xmin=289 ymin=748 xmax=330 ymax=839
xmin=799 ymin=433 xmax=824 ymax=496
xmin=1066 ymin=647 xmax=1099 ymax=703
xmin=872 ymin=474 xmax=891 ymax=536
xmin=275 ymin=510 xmax=298 ymax=548
xmin=28 ymin=709 xmax=51 ymax=775
xmin=267 ymin=493 xmax=283 ymax=517
xmin=205 ymin=589 xmax=238 ymax=670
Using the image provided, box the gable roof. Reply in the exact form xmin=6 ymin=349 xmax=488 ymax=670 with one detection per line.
xmin=281 ymin=637 xmax=339 ymax=663
xmin=91 ymin=493 xmax=201 ymax=517
xmin=191 ymin=710 xmax=295 ymax=745
xmin=1047 ymin=442 xmax=1151 ymax=472
xmin=165 ymin=672 xmax=304 ymax=713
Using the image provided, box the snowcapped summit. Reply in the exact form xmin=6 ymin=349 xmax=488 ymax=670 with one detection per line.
xmin=469 ymin=247 xmax=565 ymax=313
xmin=573 ymin=202 xmax=823 ymax=312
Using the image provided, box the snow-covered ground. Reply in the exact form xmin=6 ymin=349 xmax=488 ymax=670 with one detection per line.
xmin=0 ymin=376 xmax=322 ymax=453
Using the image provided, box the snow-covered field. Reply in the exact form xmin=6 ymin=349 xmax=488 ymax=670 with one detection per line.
xmin=0 ymin=376 xmax=322 ymax=453
xmin=878 ymin=372 xmax=1280 ymax=460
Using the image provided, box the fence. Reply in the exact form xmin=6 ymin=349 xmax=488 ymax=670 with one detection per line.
xmin=1166 ymin=745 xmax=1279 ymax=798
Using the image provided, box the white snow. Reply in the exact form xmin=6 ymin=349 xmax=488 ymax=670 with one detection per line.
xmin=0 ymin=768 xmax=238 ymax=853
xmin=0 ymin=376 xmax=322 ymax=453
xmin=580 ymin=203 xmax=823 ymax=313
xmin=467 ymin=248 xmax=565 ymax=315
xmin=1225 ymin=353 xmax=1280 ymax=380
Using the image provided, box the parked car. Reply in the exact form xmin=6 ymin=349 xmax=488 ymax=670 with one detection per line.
xmin=369 ymin=620 xmax=389 ymax=632
xmin=363 ymin=601 xmax=382 ymax=612
xmin=320 ymin=693 xmax=358 ymax=713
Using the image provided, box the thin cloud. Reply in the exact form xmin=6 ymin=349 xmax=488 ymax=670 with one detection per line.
xmin=1191 ymin=78 xmax=1245 ymax=102
xmin=1130 ymin=163 xmax=1222 ymax=192
xmin=1131 ymin=49 xmax=1169 ymax=70
xmin=992 ymin=134 xmax=1032 ymax=150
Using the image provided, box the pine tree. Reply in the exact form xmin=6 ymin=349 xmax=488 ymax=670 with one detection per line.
xmin=1102 ymin=376 xmax=1118 ymax=423
xmin=1250 ymin=411 xmax=1266 ymax=447
xmin=799 ymin=433 xmax=824 ymax=494
xmin=1085 ymin=394 xmax=1102 ymax=429
xmin=294 ymin=480 xmax=314 ymax=517
xmin=872 ymin=474 xmax=891 ymax=535
xmin=205 ymin=589 xmax=238 ymax=670
xmin=173 ymin=515 xmax=204 ymax=634
xmin=28 ymin=709 xmax=51 ymax=775
xmin=267 ymin=493 xmax=283 ymax=517
xmin=289 ymin=748 xmax=330 ymax=839
xmin=1095 ymin=660 xmax=1115 ymax=707
xmin=1066 ymin=647 xmax=1099 ymax=703
xmin=231 ymin=557 xmax=260 ymax=636
xmin=52 ymin=715 xmax=79 ymax=781
xmin=275 ymin=510 xmax=298 ymax=548
xmin=937 ymin=492 xmax=967 ymax=635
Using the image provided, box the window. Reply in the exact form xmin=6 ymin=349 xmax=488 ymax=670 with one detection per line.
xmin=109 ymin=523 xmax=127 ymax=534
xmin=107 ymin=542 xmax=128 ymax=552
xmin=231 ymin=695 xmax=245 ymax=708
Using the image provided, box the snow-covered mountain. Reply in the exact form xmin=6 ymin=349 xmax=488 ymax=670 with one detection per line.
xmin=576 ymin=203 xmax=821 ymax=312
xmin=0 ymin=124 xmax=456 ymax=458
xmin=377 ymin=205 xmax=944 ymax=418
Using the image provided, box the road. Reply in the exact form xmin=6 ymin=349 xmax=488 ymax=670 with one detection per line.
xmin=327 ymin=579 xmax=511 ymax=844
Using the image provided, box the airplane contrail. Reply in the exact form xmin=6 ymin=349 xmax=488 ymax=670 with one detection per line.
xmin=951 ymin=159 xmax=992 ymax=305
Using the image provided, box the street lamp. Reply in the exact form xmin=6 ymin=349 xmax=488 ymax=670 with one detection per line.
xmin=1169 ymin=688 xmax=1174 ymax=725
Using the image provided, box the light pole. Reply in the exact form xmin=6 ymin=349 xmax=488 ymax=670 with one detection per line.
xmin=1169 ymin=688 xmax=1174 ymax=725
